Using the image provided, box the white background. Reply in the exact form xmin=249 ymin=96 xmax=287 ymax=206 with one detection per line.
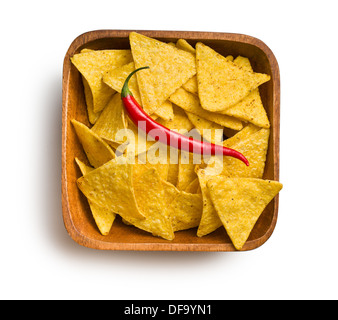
xmin=1 ymin=0 xmax=337 ymax=300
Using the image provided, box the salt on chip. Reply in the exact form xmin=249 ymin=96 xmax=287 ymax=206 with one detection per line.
xmin=124 ymin=168 xmax=174 ymax=240
xmin=169 ymin=88 xmax=243 ymax=130
xmin=71 ymin=119 xmax=115 ymax=168
xmin=71 ymin=49 xmax=133 ymax=113
xmin=219 ymin=56 xmax=270 ymax=128
xmin=91 ymin=93 xmax=128 ymax=145
xmin=103 ymin=62 xmax=174 ymax=121
xmin=196 ymin=42 xmax=270 ymax=112
xmin=77 ymin=157 xmax=145 ymax=220
xmin=129 ymin=32 xmax=196 ymax=115
xmin=207 ymin=177 xmax=283 ymax=250
xmin=75 ymin=158 xmax=116 ymax=235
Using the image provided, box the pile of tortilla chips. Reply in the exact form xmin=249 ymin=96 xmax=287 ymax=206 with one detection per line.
xmin=70 ymin=32 xmax=283 ymax=250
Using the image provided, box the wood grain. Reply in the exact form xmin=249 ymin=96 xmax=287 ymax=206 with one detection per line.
xmin=62 ymin=30 xmax=280 ymax=251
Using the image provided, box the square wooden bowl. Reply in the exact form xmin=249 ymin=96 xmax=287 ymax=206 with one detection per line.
xmin=62 ymin=30 xmax=280 ymax=251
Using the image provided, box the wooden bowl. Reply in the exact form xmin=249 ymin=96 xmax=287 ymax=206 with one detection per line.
xmin=62 ymin=30 xmax=280 ymax=251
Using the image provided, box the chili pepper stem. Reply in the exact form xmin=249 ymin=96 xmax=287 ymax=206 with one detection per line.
xmin=121 ymin=66 xmax=150 ymax=98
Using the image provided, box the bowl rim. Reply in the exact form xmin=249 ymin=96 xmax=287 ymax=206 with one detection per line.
xmin=62 ymin=29 xmax=280 ymax=252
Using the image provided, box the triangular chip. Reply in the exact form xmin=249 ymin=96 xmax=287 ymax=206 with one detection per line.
xmin=169 ymin=88 xmax=243 ymax=130
xmin=71 ymin=119 xmax=115 ymax=168
xmin=196 ymin=42 xmax=270 ymax=112
xmin=75 ymin=158 xmax=116 ymax=235
xmin=77 ymin=157 xmax=145 ymax=220
xmin=207 ymin=177 xmax=283 ymax=250
xmin=124 ymin=168 xmax=174 ymax=240
xmin=196 ymin=168 xmax=222 ymax=237
xmin=218 ymin=56 xmax=270 ymax=128
xmin=71 ymin=49 xmax=133 ymax=113
xmin=103 ymin=62 xmax=174 ymax=121
xmin=129 ymin=32 xmax=196 ymax=115
xmin=91 ymin=93 xmax=128 ymax=144
xmin=82 ymin=76 xmax=101 ymax=124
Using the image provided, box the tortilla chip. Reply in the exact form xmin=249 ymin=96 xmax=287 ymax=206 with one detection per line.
xmin=71 ymin=119 xmax=115 ymax=168
xmin=75 ymin=158 xmax=116 ymax=235
xmin=185 ymin=112 xmax=224 ymax=144
xmin=184 ymin=177 xmax=200 ymax=194
xmin=122 ymin=119 xmax=156 ymax=158
xmin=207 ymin=177 xmax=283 ymax=250
xmin=196 ymin=168 xmax=222 ymax=237
xmin=91 ymin=93 xmax=128 ymax=144
xmin=124 ymin=168 xmax=174 ymax=240
xmin=71 ymin=49 xmax=133 ymax=113
xmin=103 ymin=62 xmax=174 ymax=121
xmin=219 ymin=56 xmax=270 ymax=128
xmin=129 ymin=32 xmax=196 ymax=115
xmin=77 ymin=157 xmax=145 ymax=220
xmin=169 ymin=191 xmax=203 ymax=232
xmin=222 ymin=127 xmax=270 ymax=178
xmin=156 ymin=104 xmax=194 ymax=133
xmin=176 ymin=39 xmax=196 ymax=54
xmin=223 ymin=123 xmax=261 ymax=148
xmin=176 ymin=151 xmax=198 ymax=191
xmin=179 ymin=41 xmax=233 ymax=96
xmin=169 ymin=88 xmax=243 ymax=130
xmin=196 ymin=42 xmax=270 ymax=112
xmin=82 ymin=76 xmax=101 ymax=124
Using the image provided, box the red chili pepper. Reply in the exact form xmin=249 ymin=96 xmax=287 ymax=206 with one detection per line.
xmin=121 ymin=67 xmax=249 ymax=166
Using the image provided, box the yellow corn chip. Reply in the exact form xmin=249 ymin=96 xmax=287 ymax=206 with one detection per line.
xmin=129 ymin=32 xmax=196 ymax=115
xmin=91 ymin=93 xmax=128 ymax=144
xmin=219 ymin=56 xmax=270 ymax=128
xmin=75 ymin=158 xmax=116 ymax=235
xmin=177 ymin=40 xmax=234 ymax=96
xmin=71 ymin=49 xmax=133 ymax=113
xmin=184 ymin=177 xmax=200 ymax=194
xmin=169 ymin=88 xmax=243 ymax=130
xmin=157 ymin=104 xmax=194 ymax=133
xmin=71 ymin=119 xmax=115 ymax=168
xmin=169 ymin=191 xmax=203 ymax=232
xmin=183 ymin=76 xmax=199 ymax=95
xmin=103 ymin=62 xmax=174 ymax=121
xmin=82 ymin=76 xmax=101 ymax=124
xmin=77 ymin=157 xmax=145 ymax=220
xmin=176 ymin=151 xmax=198 ymax=191
xmin=222 ymin=123 xmax=261 ymax=148
xmin=196 ymin=168 xmax=222 ymax=237
xmin=125 ymin=168 xmax=174 ymax=240
xmin=207 ymin=177 xmax=283 ymax=250
xmin=185 ymin=112 xmax=224 ymax=144
xmin=176 ymin=39 xmax=196 ymax=54
xmin=222 ymin=127 xmax=270 ymax=178
xmin=196 ymin=42 xmax=270 ymax=112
